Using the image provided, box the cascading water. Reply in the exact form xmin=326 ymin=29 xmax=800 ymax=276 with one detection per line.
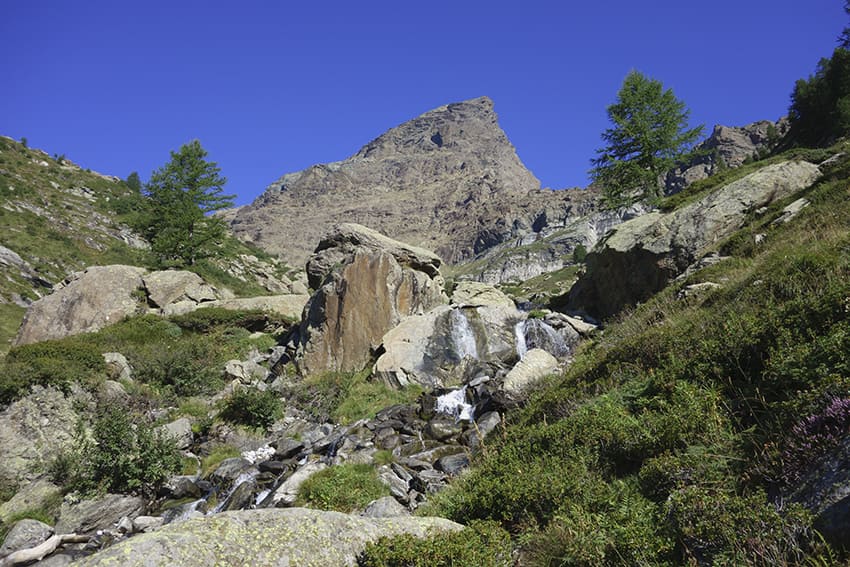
xmin=515 ymin=321 xmax=528 ymax=359
xmin=210 ymin=470 xmax=259 ymax=514
xmin=516 ymin=318 xmax=571 ymax=359
xmin=450 ymin=309 xmax=478 ymax=360
xmin=435 ymin=385 xmax=475 ymax=421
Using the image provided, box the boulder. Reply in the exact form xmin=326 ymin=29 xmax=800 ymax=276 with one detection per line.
xmin=296 ymin=224 xmax=446 ymax=376
xmin=502 ymin=348 xmax=559 ymax=398
xmin=55 ymin=494 xmax=144 ymax=535
xmin=72 ymin=508 xmax=463 ymax=567
xmin=142 ymin=270 xmax=217 ymax=315
xmin=14 ymin=265 xmax=146 ymax=345
xmin=361 ymin=496 xmax=410 ymax=518
xmin=102 ymin=352 xmax=132 ymax=381
xmin=450 ymin=281 xmax=514 ymax=308
xmin=159 ymin=418 xmax=193 ymax=450
xmin=0 ymin=387 xmax=81 ymax=492
xmin=268 ymin=462 xmax=327 ymax=507
xmin=570 ymin=160 xmax=822 ymax=318
xmin=0 ymin=518 xmax=53 ymax=557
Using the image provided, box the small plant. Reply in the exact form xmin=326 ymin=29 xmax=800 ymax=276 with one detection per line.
xmin=218 ymin=387 xmax=282 ymax=430
xmin=297 ymin=463 xmax=388 ymax=513
xmin=572 ymin=243 xmax=588 ymax=263
xmin=780 ymin=396 xmax=850 ymax=486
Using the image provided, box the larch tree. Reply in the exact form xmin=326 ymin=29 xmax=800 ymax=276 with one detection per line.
xmin=590 ymin=70 xmax=703 ymax=206
xmin=142 ymin=140 xmax=234 ymax=266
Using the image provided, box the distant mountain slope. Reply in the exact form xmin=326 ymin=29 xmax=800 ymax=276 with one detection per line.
xmin=228 ymin=96 xmax=595 ymax=266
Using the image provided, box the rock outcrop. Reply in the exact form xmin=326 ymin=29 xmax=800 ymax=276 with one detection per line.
xmin=73 ymin=508 xmax=463 ymax=567
xmin=569 ymin=160 xmax=822 ymax=318
xmin=664 ymin=118 xmax=789 ymax=195
xmin=295 ymin=224 xmax=446 ymax=376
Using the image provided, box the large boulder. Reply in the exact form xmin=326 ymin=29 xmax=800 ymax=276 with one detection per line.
xmin=374 ymin=301 xmax=522 ymax=389
xmin=0 ymin=387 xmax=82 ymax=491
xmin=0 ymin=478 xmax=62 ymax=524
xmin=54 ymin=494 xmax=145 ymax=535
xmin=296 ymin=224 xmax=446 ymax=376
xmin=73 ymin=508 xmax=463 ymax=567
xmin=14 ymin=265 xmax=146 ymax=345
xmin=569 ymin=160 xmax=822 ymax=318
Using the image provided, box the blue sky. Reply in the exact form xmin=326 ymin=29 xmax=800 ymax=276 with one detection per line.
xmin=1 ymin=1 xmax=843 ymax=205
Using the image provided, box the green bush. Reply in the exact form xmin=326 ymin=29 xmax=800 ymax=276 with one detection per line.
xmin=53 ymin=405 xmax=180 ymax=497
xmin=297 ymin=464 xmax=388 ymax=513
xmin=170 ymin=307 xmax=287 ymax=333
xmin=129 ymin=337 xmax=222 ymax=397
xmin=359 ymin=520 xmax=512 ymax=567
xmin=218 ymin=387 xmax=282 ymax=429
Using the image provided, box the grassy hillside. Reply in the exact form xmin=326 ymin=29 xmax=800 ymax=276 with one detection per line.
xmin=366 ymin=143 xmax=850 ymax=564
xmin=0 ymin=136 xmax=295 ymax=354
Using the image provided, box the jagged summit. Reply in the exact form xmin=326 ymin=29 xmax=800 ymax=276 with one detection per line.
xmin=229 ymin=96 xmax=544 ymax=266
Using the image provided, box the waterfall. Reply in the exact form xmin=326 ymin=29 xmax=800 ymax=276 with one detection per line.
xmin=173 ymin=498 xmax=206 ymax=522
xmin=517 ymin=318 xmax=570 ymax=359
xmin=210 ymin=470 xmax=258 ymax=514
xmin=435 ymin=385 xmax=475 ymax=421
xmin=515 ymin=321 xmax=528 ymax=360
xmin=450 ymin=309 xmax=478 ymax=360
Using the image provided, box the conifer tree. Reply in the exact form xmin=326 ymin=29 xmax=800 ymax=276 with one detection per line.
xmin=142 ymin=140 xmax=234 ymax=266
xmin=590 ymin=71 xmax=703 ymax=205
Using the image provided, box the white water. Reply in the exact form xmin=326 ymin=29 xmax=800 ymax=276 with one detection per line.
xmin=435 ymin=385 xmax=475 ymax=421
xmin=210 ymin=470 xmax=258 ymax=514
xmin=515 ymin=321 xmax=528 ymax=360
xmin=450 ymin=309 xmax=478 ymax=360
xmin=254 ymin=488 xmax=272 ymax=508
xmin=175 ymin=498 xmax=206 ymax=522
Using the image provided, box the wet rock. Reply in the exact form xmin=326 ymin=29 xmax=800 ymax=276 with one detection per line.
xmin=161 ymin=476 xmax=202 ymax=500
xmin=425 ymin=418 xmax=463 ymax=441
xmin=272 ymin=438 xmax=306 ymax=460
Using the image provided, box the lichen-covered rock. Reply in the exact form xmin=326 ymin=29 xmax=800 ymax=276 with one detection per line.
xmin=73 ymin=508 xmax=463 ymax=567
xmin=14 ymin=265 xmax=146 ymax=345
xmin=0 ymin=387 xmax=81 ymax=491
xmin=570 ymin=160 xmax=822 ymax=318
xmin=450 ymin=281 xmax=514 ymax=308
xmin=296 ymin=224 xmax=446 ymax=376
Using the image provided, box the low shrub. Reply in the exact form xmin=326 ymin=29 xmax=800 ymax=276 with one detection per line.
xmin=200 ymin=445 xmax=242 ymax=478
xmin=218 ymin=387 xmax=282 ymax=429
xmin=359 ymin=520 xmax=512 ymax=567
xmin=297 ymin=463 xmax=388 ymax=513
xmin=53 ymin=405 xmax=180 ymax=498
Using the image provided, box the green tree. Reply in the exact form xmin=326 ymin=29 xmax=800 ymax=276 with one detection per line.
xmin=125 ymin=171 xmax=142 ymax=193
xmin=839 ymin=1 xmax=850 ymax=48
xmin=142 ymin=140 xmax=234 ymax=266
xmin=590 ymin=70 xmax=703 ymax=205
xmin=788 ymin=48 xmax=850 ymax=147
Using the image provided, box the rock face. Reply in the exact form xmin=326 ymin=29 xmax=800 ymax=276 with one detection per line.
xmin=664 ymin=118 xmax=790 ymax=195
xmin=228 ymin=96 xmax=572 ymax=266
xmin=295 ymin=224 xmax=446 ymax=376
xmin=73 ymin=508 xmax=463 ymax=567
xmin=569 ymin=160 xmax=822 ymax=319
xmin=13 ymin=265 xmax=146 ymax=346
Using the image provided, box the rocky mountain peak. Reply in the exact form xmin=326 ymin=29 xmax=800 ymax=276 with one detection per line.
xmin=229 ymin=96 xmax=542 ymax=266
